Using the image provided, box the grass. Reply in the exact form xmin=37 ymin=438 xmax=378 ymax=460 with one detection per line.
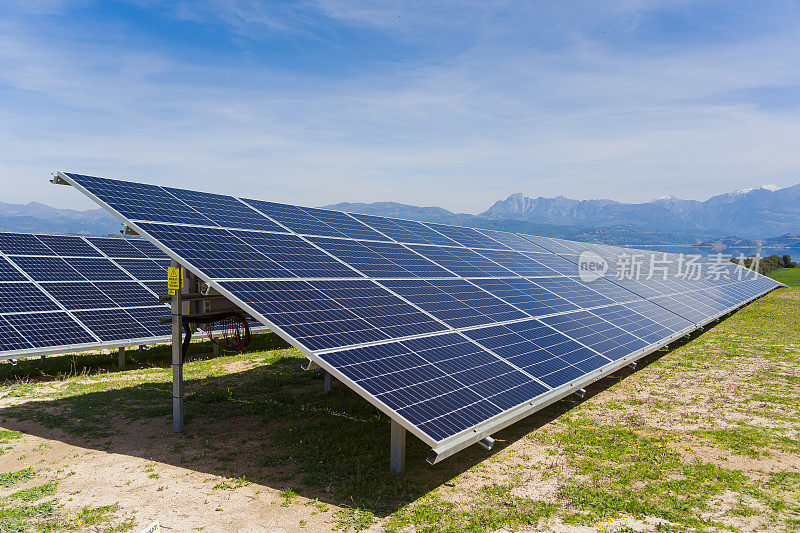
xmin=0 ymin=285 xmax=798 ymax=531
xmin=768 ymin=265 xmax=800 ymax=287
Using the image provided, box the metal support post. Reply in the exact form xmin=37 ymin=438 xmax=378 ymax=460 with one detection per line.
xmin=118 ymin=347 xmax=125 ymax=370
xmin=573 ymin=388 xmax=587 ymax=399
xmin=213 ymin=343 xmax=220 ymax=357
xmin=390 ymin=419 xmax=406 ymax=474
xmin=171 ymin=260 xmax=184 ymax=433
xmin=323 ymin=370 xmax=331 ymax=394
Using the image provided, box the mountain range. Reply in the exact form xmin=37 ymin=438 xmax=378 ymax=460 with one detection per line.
xmin=2 ymin=182 xmax=799 ymax=247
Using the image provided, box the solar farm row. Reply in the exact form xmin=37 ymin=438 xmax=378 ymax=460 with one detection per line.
xmin=60 ymin=172 xmax=782 ymax=460
xmin=0 ymin=232 xmax=172 ymax=359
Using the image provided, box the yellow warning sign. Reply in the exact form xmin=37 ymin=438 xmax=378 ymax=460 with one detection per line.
xmin=167 ymin=266 xmax=182 ymax=296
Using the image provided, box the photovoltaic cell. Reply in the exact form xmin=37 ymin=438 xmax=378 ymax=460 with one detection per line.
xmin=379 ymin=279 xmax=528 ymax=328
xmin=64 ymin=258 xmax=132 ymax=281
xmin=73 ymin=309 xmax=154 ymax=341
xmin=0 ymin=316 xmax=33 ymax=351
xmin=231 ymin=230 xmax=362 ymax=278
xmin=589 ymin=305 xmax=677 ymax=345
xmin=3 ymin=312 xmax=95 ymax=347
xmin=423 ymin=222 xmax=508 ymax=250
xmin=219 ymin=279 xmax=445 ymax=350
xmin=476 ymin=249 xmax=560 ymax=277
xmin=469 ymin=278 xmax=579 ymax=317
xmin=10 ymin=256 xmax=83 ymax=282
xmin=40 ymin=282 xmax=117 ymax=310
xmin=0 ymin=257 xmax=26 ymax=282
xmin=125 ymin=306 xmax=171 ymax=336
xmin=409 ymin=245 xmax=515 ymax=277
xmin=476 ymin=229 xmax=549 ymax=253
xmin=114 ymin=259 xmax=168 ymax=280
xmin=126 ymin=238 xmax=169 ymax=259
xmin=464 ymin=320 xmax=609 ymax=388
xmin=0 ymin=283 xmax=59 ymax=313
xmin=349 ymin=213 xmax=460 ymax=246
xmin=0 ymin=232 xmax=52 ymax=255
xmin=36 ymin=235 xmax=101 ymax=257
xmin=94 ymin=282 xmax=159 ymax=307
xmin=163 ymin=186 xmax=287 ymax=233
xmin=540 ymin=311 xmax=649 ymax=360
xmin=86 ymin=237 xmax=146 ymax=258
xmin=242 ymin=200 xmax=389 ymax=241
xmin=64 ymin=173 xmax=217 ymax=226
xmin=308 ymin=237 xmax=454 ymax=278
xmin=529 ymin=277 xmax=615 ymax=308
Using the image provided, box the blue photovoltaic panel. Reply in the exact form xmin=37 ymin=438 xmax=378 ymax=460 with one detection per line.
xmin=423 ymin=222 xmax=508 ymax=250
xmin=86 ymin=237 xmax=146 ymax=258
xmin=590 ymin=305 xmax=678 ymax=345
xmin=94 ymin=281 xmax=159 ymax=307
xmin=320 ymin=333 xmax=546 ymax=441
xmin=126 ymin=238 xmax=169 ymax=259
xmin=10 ymin=256 xmax=84 ymax=282
xmin=0 ymin=232 xmax=52 ymax=255
xmin=163 ymin=186 xmax=287 ymax=233
xmin=3 ymin=312 xmax=95 ymax=348
xmin=219 ymin=279 xmax=445 ymax=350
xmin=409 ymin=245 xmax=515 ymax=277
xmin=476 ymin=229 xmax=548 ymax=253
xmin=64 ymin=258 xmax=132 ymax=281
xmin=36 ymin=235 xmax=102 ymax=257
xmin=73 ymin=309 xmax=155 ymax=341
xmin=476 ymin=249 xmax=560 ymax=277
xmin=60 ymin=172 xmax=782 ymax=453
xmin=0 ymin=283 xmax=59 ymax=313
xmin=134 ymin=223 xmax=293 ymax=279
xmin=242 ymin=200 xmax=390 ymax=241
xmin=379 ymin=279 xmax=528 ymax=328
xmin=0 ymin=316 xmax=33 ymax=351
xmin=40 ymin=282 xmax=117 ymax=310
xmin=63 ymin=173 xmax=217 ymax=226
xmin=0 ymin=232 xmax=181 ymax=358
xmin=126 ymin=306 xmax=171 ymax=336
xmin=469 ymin=278 xmax=579 ymax=317
xmin=540 ymin=311 xmax=649 ymax=360
xmin=464 ymin=320 xmax=609 ymax=388
xmin=349 ymin=213 xmax=460 ymax=246
xmin=308 ymin=237 xmax=454 ymax=278
xmin=0 ymin=257 xmax=26 ymax=282
xmin=114 ymin=259 xmax=167 ymax=280
xmin=529 ymin=277 xmax=616 ymax=308
xmin=232 ymin=230 xmax=363 ymax=278
xmin=621 ymin=299 xmax=694 ymax=333
xmin=522 ymin=252 xmax=581 ymax=275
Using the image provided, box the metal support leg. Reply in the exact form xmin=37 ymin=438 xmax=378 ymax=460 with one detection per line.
xmin=323 ymin=371 xmax=331 ymax=394
xmin=390 ymin=419 xmax=406 ymax=474
xmin=213 ymin=343 xmax=220 ymax=357
xmin=118 ymin=347 xmax=125 ymax=370
xmin=171 ymin=261 xmax=184 ymax=433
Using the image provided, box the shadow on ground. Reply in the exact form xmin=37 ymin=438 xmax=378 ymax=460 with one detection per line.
xmin=0 ymin=327 xmax=707 ymax=516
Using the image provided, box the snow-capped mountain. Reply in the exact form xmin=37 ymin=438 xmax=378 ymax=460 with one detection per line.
xmin=482 ymin=183 xmax=800 ymax=239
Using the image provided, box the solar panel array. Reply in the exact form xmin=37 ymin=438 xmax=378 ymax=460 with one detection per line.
xmin=60 ymin=172 xmax=783 ymax=459
xmin=0 ymin=232 xmax=173 ymax=359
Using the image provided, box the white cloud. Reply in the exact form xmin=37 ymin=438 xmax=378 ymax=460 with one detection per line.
xmin=1 ymin=0 xmax=799 ymax=213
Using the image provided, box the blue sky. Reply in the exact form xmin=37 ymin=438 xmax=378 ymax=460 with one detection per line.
xmin=1 ymin=1 xmax=800 ymax=212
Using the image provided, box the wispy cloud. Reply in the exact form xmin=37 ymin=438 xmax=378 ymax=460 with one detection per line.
xmin=1 ymin=1 xmax=799 ymax=213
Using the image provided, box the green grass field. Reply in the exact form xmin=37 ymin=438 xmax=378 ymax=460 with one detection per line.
xmin=1 ymin=283 xmax=799 ymax=532
xmin=769 ymin=266 xmax=800 ymax=287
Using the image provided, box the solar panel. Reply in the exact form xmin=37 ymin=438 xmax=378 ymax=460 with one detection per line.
xmin=0 ymin=232 xmax=177 ymax=359
xmin=60 ymin=171 xmax=782 ymax=462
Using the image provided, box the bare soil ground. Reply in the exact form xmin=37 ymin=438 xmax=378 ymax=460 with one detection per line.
xmin=1 ymin=283 xmax=798 ymax=532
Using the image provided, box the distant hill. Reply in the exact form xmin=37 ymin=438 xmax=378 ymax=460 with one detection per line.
xmin=481 ymin=183 xmax=800 ymax=239
xmin=0 ymin=202 xmax=119 ymax=235
xmin=324 ymin=202 xmax=702 ymax=245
